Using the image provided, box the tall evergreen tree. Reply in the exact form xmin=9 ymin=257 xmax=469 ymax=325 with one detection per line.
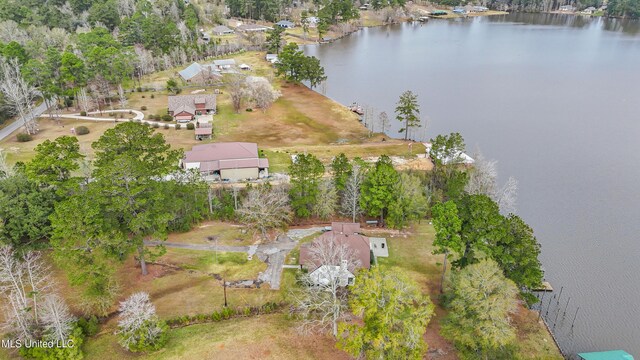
xmin=395 ymin=90 xmax=421 ymax=140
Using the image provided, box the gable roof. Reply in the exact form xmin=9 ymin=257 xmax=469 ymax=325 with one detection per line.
xmin=299 ymin=223 xmax=371 ymax=271
xmin=184 ymin=142 xmax=259 ymax=163
xmin=213 ymin=59 xmax=236 ymax=66
xmin=212 ymin=25 xmax=234 ymax=33
xmin=168 ymin=94 xmax=217 ymax=114
xmin=179 ymin=62 xmax=203 ymax=81
xmin=237 ymin=24 xmax=270 ymax=31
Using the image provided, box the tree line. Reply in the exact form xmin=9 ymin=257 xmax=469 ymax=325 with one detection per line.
xmin=0 ymin=124 xmax=546 ymax=358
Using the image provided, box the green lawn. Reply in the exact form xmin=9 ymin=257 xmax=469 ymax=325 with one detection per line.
xmin=167 ymin=221 xmax=254 ymax=246
xmin=262 ymin=149 xmax=292 ymax=173
xmin=159 ymin=248 xmax=267 ymax=281
xmin=83 ymin=312 xmax=348 ymax=360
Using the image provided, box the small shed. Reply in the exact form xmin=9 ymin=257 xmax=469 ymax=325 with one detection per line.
xmin=578 ymin=351 xmax=634 ymax=360
xmin=195 ymin=127 xmax=213 ymax=140
xmin=239 ymin=63 xmax=251 ymax=70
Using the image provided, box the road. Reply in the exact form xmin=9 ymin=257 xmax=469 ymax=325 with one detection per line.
xmin=0 ymin=100 xmax=50 ymax=141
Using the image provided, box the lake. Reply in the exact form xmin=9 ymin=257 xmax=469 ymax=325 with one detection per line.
xmin=305 ymin=13 xmax=640 ymax=356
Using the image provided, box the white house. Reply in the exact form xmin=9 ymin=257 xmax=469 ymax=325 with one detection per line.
xmin=308 ymin=262 xmax=355 ymax=287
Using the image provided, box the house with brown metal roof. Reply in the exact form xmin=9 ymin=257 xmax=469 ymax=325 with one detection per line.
xmin=168 ymin=94 xmax=217 ymax=122
xmin=300 ymin=223 xmax=372 ymax=284
xmin=180 ymin=142 xmax=269 ymax=181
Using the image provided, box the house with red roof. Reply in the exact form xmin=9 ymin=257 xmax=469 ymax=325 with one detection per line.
xmin=180 ymin=142 xmax=269 ymax=181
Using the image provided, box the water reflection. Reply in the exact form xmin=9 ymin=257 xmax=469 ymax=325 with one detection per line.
xmin=481 ymin=12 xmax=640 ymax=34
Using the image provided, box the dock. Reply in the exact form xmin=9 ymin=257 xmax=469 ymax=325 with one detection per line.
xmin=533 ymin=281 xmax=554 ymax=292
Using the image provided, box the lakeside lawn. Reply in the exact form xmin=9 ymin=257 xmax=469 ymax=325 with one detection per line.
xmin=372 ymin=223 xmax=563 ymax=359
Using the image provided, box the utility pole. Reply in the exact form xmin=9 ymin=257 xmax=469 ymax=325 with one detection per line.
xmin=223 ymin=278 xmax=228 ymax=307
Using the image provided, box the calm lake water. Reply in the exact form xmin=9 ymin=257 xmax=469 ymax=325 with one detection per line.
xmin=305 ymin=13 xmax=640 ymax=356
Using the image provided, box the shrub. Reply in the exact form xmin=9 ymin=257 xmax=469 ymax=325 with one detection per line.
xmin=141 ymin=106 xmax=147 ymax=110
xmin=141 ymin=95 xmax=146 ymax=98
xmin=212 ymin=311 xmax=222 ymax=321
xmin=164 ymin=124 xmax=170 ymax=129
xmin=186 ymin=123 xmax=195 ymax=130
xmin=20 ymin=325 xmax=85 ymax=360
xmin=121 ymin=320 xmax=169 ymax=352
xmin=75 ymin=126 xmax=90 ymax=135
xmin=120 ymin=113 xmax=124 ymax=118
xmin=78 ymin=316 xmax=100 ymax=336
xmin=150 ymin=94 xmax=155 ymax=99
xmin=80 ymin=111 xmax=87 ymax=116
xmin=137 ymin=87 xmax=142 ymax=92
xmin=152 ymin=123 xmax=159 ymax=128
xmin=16 ymin=133 xmax=32 ymax=142
xmin=246 ymin=108 xmax=253 ymax=112
xmin=175 ymin=124 xmax=181 ymax=130
xmin=162 ymin=114 xmax=173 ymax=121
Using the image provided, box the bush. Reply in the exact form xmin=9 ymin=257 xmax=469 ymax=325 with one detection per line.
xmin=162 ymin=114 xmax=173 ymax=121
xmin=137 ymin=87 xmax=142 ymax=92
xmin=80 ymin=111 xmax=87 ymax=116
xmin=76 ymin=126 xmax=90 ymax=135
xmin=120 ymin=113 xmax=124 ymax=118
xmin=78 ymin=316 xmax=100 ymax=336
xmin=152 ymin=123 xmax=159 ymax=128
xmin=20 ymin=325 xmax=85 ymax=360
xmin=141 ymin=106 xmax=147 ymax=110
xmin=16 ymin=133 xmax=32 ymax=142
xmin=150 ymin=94 xmax=155 ymax=99
xmin=164 ymin=124 xmax=170 ymax=129
xmin=141 ymin=95 xmax=146 ymax=98
xmin=246 ymin=108 xmax=253 ymax=112
xmin=186 ymin=123 xmax=195 ymax=130
xmin=175 ymin=124 xmax=181 ymax=130
xmin=120 ymin=320 xmax=169 ymax=352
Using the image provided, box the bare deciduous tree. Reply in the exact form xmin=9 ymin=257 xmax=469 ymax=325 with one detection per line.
xmin=117 ymin=84 xmax=128 ymax=109
xmin=465 ymin=152 xmax=518 ymax=214
xmin=246 ymin=77 xmax=281 ymax=112
xmin=313 ymin=180 xmax=338 ymax=220
xmin=340 ymin=165 xmax=363 ymax=222
xmin=117 ymin=292 xmax=163 ymax=349
xmin=225 ymin=74 xmax=247 ymax=113
xmin=0 ymin=149 xmax=14 ymax=179
xmin=237 ymin=185 xmax=292 ymax=239
xmin=0 ymin=246 xmax=53 ymax=341
xmin=40 ymin=294 xmax=75 ymax=342
xmin=495 ymin=176 xmax=518 ymax=215
xmin=77 ymin=87 xmax=93 ymax=114
xmin=293 ymin=235 xmax=361 ymax=337
xmin=378 ymin=111 xmax=390 ymax=135
xmin=0 ymin=58 xmax=38 ymax=134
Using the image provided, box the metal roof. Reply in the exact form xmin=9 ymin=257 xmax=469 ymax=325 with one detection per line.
xmin=578 ymin=351 xmax=634 ymax=360
xmin=179 ymin=62 xmax=203 ymax=81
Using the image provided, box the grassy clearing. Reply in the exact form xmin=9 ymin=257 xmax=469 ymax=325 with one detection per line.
xmin=0 ymin=118 xmax=118 ymax=164
xmin=262 ymin=149 xmax=292 ymax=173
xmin=159 ymin=248 xmax=267 ymax=281
xmin=167 ymin=221 xmax=254 ymax=246
xmin=83 ymin=314 xmax=349 ymax=360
